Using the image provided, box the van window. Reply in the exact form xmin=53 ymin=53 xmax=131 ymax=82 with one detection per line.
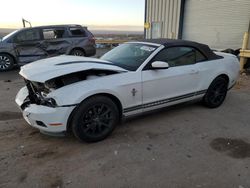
xmin=42 ymin=28 xmax=65 ymax=39
xmin=69 ymin=27 xmax=86 ymax=36
xmin=15 ymin=29 xmax=40 ymax=42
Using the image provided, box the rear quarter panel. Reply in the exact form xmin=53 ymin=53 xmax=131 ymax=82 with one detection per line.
xmin=65 ymin=37 xmax=96 ymax=56
xmin=197 ymin=52 xmax=240 ymax=90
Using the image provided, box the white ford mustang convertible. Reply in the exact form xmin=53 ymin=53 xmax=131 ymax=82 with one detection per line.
xmin=16 ymin=39 xmax=240 ymax=142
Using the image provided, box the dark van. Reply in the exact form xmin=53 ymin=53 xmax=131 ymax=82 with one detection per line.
xmin=0 ymin=24 xmax=96 ymax=71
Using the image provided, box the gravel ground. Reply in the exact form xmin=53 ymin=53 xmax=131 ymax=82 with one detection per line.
xmin=0 ymin=58 xmax=250 ymax=188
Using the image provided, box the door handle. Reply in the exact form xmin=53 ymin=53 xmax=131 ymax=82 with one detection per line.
xmin=189 ymin=69 xmax=199 ymax=74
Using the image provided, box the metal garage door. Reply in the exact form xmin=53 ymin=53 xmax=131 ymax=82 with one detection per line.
xmin=182 ymin=0 xmax=250 ymax=50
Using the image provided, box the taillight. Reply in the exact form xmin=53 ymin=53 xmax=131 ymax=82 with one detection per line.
xmin=89 ymin=37 xmax=96 ymax=43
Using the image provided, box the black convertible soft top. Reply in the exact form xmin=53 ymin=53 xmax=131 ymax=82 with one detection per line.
xmin=139 ymin=38 xmax=222 ymax=61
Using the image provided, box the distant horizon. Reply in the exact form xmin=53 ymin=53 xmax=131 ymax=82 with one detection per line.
xmin=0 ymin=24 xmax=144 ymax=32
xmin=0 ymin=25 xmax=144 ymax=37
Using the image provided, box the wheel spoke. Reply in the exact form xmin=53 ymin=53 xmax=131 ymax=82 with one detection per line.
xmin=88 ymin=110 xmax=94 ymax=117
xmin=100 ymin=109 xmax=111 ymax=117
xmin=84 ymin=126 xmax=92 ymax=133
xmin=100 ymin=122 xmax=111 ymax=128
xmin=98 ymin=105 xmax=105 ymax=114
xmin=93 ymin=106 xmax=99 ymax=115
xmin=83 ymin=119 xmax=92 ymax=124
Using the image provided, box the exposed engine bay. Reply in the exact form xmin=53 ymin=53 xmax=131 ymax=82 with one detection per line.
xmin=45 ymin=69 xmax=119 ymax=91
xmin=21 ymin=69 xmax=120 ymax=109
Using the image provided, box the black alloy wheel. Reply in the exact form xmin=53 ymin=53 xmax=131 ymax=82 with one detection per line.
xmin=203 ymin=77 xmax=228 ymax=108
xmin=72 ymin=96 xmax=119 ymax=142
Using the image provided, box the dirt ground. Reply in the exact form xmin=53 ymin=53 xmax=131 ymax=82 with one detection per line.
xmin=0 ymin=65 xmax=250 ymax=187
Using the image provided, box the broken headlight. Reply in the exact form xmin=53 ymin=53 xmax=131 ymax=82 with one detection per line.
xmin=41 ymin=97 xmax=57 ymax=108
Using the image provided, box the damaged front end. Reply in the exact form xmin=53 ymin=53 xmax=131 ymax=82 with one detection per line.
xmin=15 ymin=56 xmax=127 ymax=134
xmin=45 ymin=69 xmax=119 ymax=90
xmin=20 ymin=69 xmax=121 ymax=110
xmin=21 ymin=79 xmax=57 ymax=110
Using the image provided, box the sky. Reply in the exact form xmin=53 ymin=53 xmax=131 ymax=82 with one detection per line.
xmin=0 ymin=0 xmax=145 ymax=31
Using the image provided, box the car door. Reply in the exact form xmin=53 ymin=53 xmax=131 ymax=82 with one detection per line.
xmin=13 ymin=29 xmax=47 ymax=64
xmin=141 ymin=46 xmax=202 ymax=112
xmin=41 ymin=27 xmax=69 ymax=56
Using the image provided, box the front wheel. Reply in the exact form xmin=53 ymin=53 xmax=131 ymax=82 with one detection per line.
xmin=203 ymin=77 xmax=228 ymax=108
xmin=0 ymin=54 xmax=14 ymax=71
xmin=71 ymin=96 xmax=119 ymax=142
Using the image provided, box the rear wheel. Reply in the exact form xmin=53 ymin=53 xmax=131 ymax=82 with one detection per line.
xmin=71 ymin=96 xmax=119 ymax=142
xmin=70 ymin=49 xmax=85 ymax=56
xmin=203 ymin=77 xmax=228 ymax=108
xmin=0 ymin=54 xmax=14 ymax=71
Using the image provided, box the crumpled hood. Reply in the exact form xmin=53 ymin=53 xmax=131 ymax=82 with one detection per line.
xmin=20 ymin=55 xmax=127 ymax=82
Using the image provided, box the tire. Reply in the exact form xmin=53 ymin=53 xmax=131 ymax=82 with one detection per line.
xmin=71 ymin=96 xmax=119 ymax=142
xmin=0 ymin=54 xmax=14 ymax=71
xmin=70 ymin=49 xmax=85 ymax=56
xmin=203 ymin=77 xmax=228 ymax=108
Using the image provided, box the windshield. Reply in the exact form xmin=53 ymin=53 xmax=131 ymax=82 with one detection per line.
xmin=2 ymin=30 xmax=19 ymax=41
xmin=101 ymin=43 xmax=157 ymax=71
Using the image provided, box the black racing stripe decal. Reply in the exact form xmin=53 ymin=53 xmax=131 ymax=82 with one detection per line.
xmin=56 ymin=61 xmax=113 ymax=66
xmin=123 ymin=105 xmax=143 ymax=113
xmin=196 ymin=90 xmax=207 ymax=95
xmin=56 ymin=61 xmax=127 ymax=70
xmin=124 ymin=90 xmax=207 ymax=113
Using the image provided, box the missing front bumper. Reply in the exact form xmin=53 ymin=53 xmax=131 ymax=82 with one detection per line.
xmin=15 ymin=86 xmax=74 ymax=133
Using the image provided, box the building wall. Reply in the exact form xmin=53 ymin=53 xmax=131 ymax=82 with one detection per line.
xmin=182 ymin=0 xmax=250 ymax=50
xmin=145 ymin=0 xmax=182 ymax=39
xmin=145 ymin=0 xmax=250 ymax=50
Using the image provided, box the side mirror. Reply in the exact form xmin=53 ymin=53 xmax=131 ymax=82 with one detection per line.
xmin=151 ymin=61 xmax=169 ymax=69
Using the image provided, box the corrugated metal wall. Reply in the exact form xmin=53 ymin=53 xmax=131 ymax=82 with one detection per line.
xmin=182 ymin=0 xmax=250 ymax=50
xmin=145 ymin=0 xmax=182 ymax=39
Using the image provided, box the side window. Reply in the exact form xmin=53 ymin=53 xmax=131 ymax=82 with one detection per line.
xmin=69 ymin=27 xmax=86 ymax=37
xmin=15 ymin=29 xmax=40 ymax=42
xmin=196 ymin=50 xmax=207 ymax=62
xmin=42 ymin=28 xmax=65 ymax=40
xmin=152 ymin=47 xmax=196 ymax=67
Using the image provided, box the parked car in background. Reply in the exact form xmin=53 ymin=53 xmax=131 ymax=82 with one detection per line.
xmin=15 ymin=39 xmax=240 ymax=142
xmin=0 ymin=25 xmax=96 ymax=71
